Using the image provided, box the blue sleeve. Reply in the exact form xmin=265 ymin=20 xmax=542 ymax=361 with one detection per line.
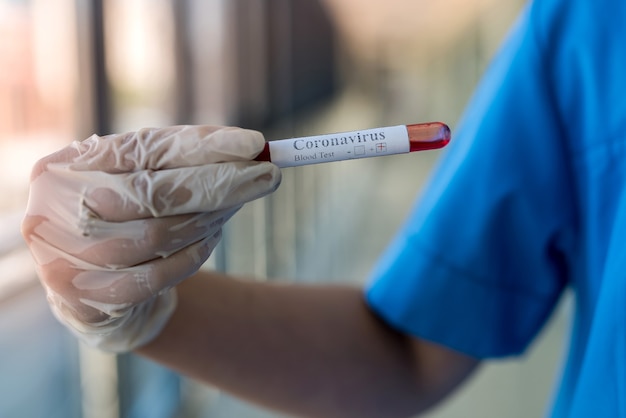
xmin=365 ymin=4 xmax=576 ymax=358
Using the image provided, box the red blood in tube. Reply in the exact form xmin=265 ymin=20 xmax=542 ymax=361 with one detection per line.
xmin=256 ymin=142 xmax=272 ymax=162
xmin=407 ymin=122 xmax=451 ymax=151
xmin=255 ymin=121 xmax=451 ymax=164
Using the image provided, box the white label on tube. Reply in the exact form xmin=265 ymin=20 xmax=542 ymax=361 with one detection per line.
xmin=268 ymin=125 xmax=410 ymax=168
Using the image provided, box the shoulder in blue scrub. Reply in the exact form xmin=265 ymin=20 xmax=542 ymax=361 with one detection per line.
xmin=366 ymin=0 xmax=626 ymax=416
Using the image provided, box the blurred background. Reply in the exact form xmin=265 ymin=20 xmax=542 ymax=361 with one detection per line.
xmin=0 ymin=0 xmax=572 ymax=417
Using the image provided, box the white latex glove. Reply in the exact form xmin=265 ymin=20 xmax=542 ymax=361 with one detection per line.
xmin=21 ymin=126 xmax=281 ymax=352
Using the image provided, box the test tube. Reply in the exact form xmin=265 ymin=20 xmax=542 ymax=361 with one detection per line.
xmin=255 ymin=122 xmax=450 ymax=168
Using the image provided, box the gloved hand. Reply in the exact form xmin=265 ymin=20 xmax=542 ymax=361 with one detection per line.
xmin=21 ymin=126 xmax=281 ymax=352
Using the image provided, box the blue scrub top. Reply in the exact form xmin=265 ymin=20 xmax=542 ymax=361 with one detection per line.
xmin=366 ymin=0 xmax=626 ymax=416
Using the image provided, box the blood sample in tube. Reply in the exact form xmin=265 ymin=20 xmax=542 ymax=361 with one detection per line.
xmin=255 ymin=122 xmax=450 ymax=168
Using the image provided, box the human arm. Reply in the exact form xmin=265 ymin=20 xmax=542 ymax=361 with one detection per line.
xmin=138 ymin=270 xmax=479 ymax=418
xmin=22 ymin=124 xmax=478 ymax=417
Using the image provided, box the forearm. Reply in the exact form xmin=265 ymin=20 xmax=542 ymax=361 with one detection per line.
xmin=138 ymin=272 xmax=477 ymax=418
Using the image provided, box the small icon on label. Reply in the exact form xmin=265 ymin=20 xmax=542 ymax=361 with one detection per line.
xmin=376 ymin=143 xmax=387 ymax=153
xmin=354 ymin=145 xmax=365 ymax=155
